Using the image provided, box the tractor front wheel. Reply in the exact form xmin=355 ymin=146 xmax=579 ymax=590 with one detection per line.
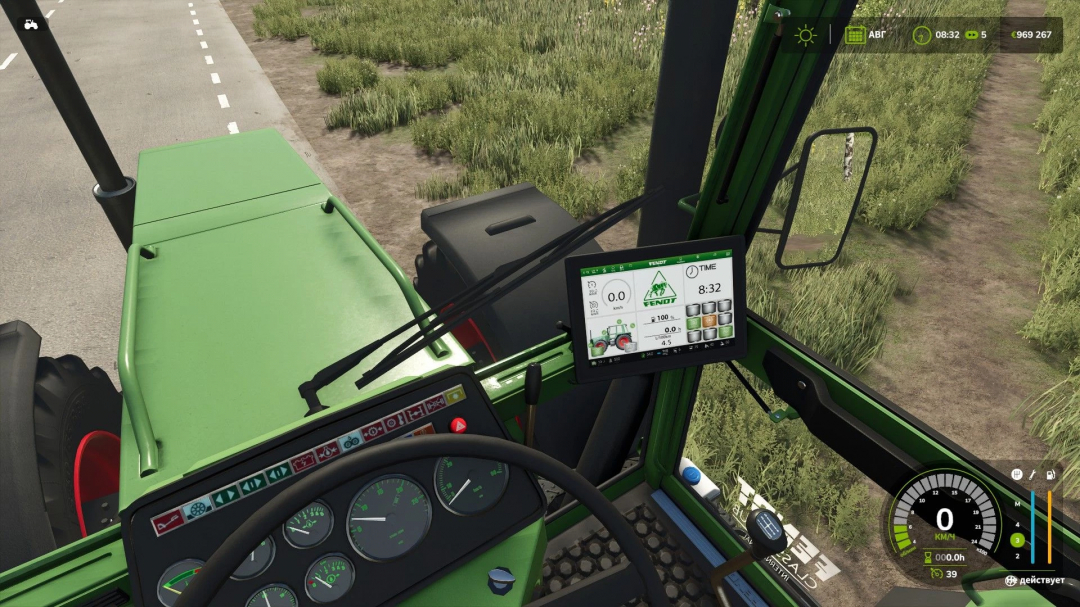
xmin=32 ymin=355 xmax=121 ymax=546
xmin=616 ymin=335 xmax=632 ymax=350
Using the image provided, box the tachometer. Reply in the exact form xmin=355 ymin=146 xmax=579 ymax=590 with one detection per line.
xmin=883 ymin=468 xmax=1001 ymax=586
xmin=156 ymin=559 xmax=203 ymax=607
xmin=433 ymin=456 xmax=509 ymax=516
xmin=231 ymin=537 xmax=275 ymax=580
xmin=245 ymin=585 xmax=298 ymax=607
xmin=347 ymin=475 xmax=431 ymax=562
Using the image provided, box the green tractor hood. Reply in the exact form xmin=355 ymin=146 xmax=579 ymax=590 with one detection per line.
xmin=117 ymin=129 xmax=469 ymax=509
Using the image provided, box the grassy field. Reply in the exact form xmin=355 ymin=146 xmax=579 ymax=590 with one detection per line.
xmin=251 ymin=0 xmax=1006 ymax=547
xmin=1018 ymin=0 xmax=1080 ymax=499
xmin=683 ymin=0 xmax=1004 ymax=548
xmin=254 ymin=0 xmax=668 ymax=217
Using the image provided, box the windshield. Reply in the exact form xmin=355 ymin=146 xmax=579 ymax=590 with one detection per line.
xmin=678 ymin=0 xmax=1077 ymax=605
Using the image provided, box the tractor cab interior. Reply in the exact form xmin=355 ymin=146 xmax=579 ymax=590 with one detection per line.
xmin=1 ymin=0 xmax=1079 ymax=606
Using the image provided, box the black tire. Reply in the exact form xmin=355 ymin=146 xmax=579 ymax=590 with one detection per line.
xmin=33 ymin=355 xmax=121 ymax=547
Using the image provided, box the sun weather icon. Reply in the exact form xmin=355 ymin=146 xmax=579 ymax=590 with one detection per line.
xmin=795 ymin=24 xmax=818 ymax=47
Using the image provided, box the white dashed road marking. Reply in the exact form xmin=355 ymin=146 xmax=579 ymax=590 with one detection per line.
xmin=210 ymin=73 xmax=220 ymax=84
xmin=200 ymin=41 xmax=208 ymax=49
xmin=217 ymin=94 xmax=230 ymax=109
xmin=188 ymin=2 xmax=193 ymax=6
xmin=228 ymin=122 xmax=239 ymax=134
xmin=204 ymin=55 xmax=213 ymax=64
xmin=0 ymin=53 xmax=16 ymax=70
xmin=196 ymin=29 xmax=203 ymax=35
xmin=192 ymin=18 xmax=199 ymax=25
xmin=45 ymin=9 xmax=55 ymax=18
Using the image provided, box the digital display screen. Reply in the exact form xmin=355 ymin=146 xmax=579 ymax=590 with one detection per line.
xmin=566 ymin=236 xmax=747 ymax=382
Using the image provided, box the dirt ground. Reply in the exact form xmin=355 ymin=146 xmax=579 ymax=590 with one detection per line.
xmin=219 ymin=0 xmax=636 ymax=275
xmin=778 ymin=0 xmax=1078 ymax=604
xmin=859 ymin=0 xmax=1073 ymax=507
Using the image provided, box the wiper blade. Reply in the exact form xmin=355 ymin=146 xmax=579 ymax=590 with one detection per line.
xmin=298 ymin=187 xmax=664 ymax=414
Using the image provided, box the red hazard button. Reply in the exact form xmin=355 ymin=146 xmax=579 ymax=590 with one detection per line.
xmin=449 ymin=417 xmax=467 ymax=434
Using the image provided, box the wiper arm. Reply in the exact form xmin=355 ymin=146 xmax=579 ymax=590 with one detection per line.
xmin=298 ymin=187 xmax=664 ymax=415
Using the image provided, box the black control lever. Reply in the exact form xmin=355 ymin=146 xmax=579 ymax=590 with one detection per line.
xmin=709 ymin=509 xmax=788 ymax=607
xmin=523 ymin=363 xmax=542 ymax=448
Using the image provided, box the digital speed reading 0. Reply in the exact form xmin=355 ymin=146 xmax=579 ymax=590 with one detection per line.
xmin=565 ymin=236 xmax=747 ymax=383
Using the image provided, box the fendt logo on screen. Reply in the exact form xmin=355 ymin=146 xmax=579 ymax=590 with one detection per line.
xmin=643 ymin=271 xmax=676 ymax=307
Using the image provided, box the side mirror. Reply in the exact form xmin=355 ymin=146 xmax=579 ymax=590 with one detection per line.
xmin=772 ymin=127 xmax=878 ymax=269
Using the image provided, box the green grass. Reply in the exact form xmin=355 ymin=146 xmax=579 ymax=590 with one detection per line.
xmin=253 ymin=0 xmax=667 ymax=217
xmin=685 ymin=363 xmax=880 ymax=551
xmin=317 ymin=56 xmax=379 ymax=94
xmin=1017 ymin=0 xmax=1080 ymax=499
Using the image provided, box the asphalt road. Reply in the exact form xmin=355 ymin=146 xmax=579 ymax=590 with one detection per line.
xmin=0 ymin=0 xmax=338 ymax=384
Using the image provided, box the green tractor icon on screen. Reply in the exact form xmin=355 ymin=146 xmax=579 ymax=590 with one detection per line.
xmin=589 ymin=323 xmax=636 ymax=356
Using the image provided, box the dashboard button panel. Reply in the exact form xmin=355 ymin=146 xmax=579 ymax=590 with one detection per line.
xmin=122 ymin=370 xmax=545 ymax=606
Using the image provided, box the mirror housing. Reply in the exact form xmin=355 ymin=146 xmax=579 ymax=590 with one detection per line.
xmin=772 ymin=126 xmax=878 ymax=269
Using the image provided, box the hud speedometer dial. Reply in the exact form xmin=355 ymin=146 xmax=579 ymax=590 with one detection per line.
xmin=434 ymin=456 xmax=509 ymax=515
xmin=883 ymin=468 xmax=1001 ymax=586
xmin=348 ymin=475 xmax=431 ymax=562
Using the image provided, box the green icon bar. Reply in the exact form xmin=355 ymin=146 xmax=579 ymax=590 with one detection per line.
xmin=580 ymin=250 xmax=732 ymax=276
xmin=266 ymin=462 xmax=293 ymax=484
xmin=239 ymin=472 xmax=268 ymax=495
xmin=212 ymin=485 xmax=240 ymax=507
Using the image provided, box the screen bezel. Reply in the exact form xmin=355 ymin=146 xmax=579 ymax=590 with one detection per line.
xmin=565 ymin=235 xmax=748 ymax=383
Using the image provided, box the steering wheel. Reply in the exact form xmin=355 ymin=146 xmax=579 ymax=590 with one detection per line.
xmin=175 ymin=434 xmax=668 ymax=606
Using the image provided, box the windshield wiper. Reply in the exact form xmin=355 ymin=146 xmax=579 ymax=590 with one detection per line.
xmin=297 ymin=187 xmax=664 ymax=415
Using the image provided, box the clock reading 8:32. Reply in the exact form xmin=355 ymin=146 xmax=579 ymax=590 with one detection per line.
xmin=698 ymin=283 xmax=723 ymax=295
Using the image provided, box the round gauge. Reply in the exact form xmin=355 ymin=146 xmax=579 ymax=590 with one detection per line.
xmin=304 ymin=553 xmax=355 ymax=603
xmin=231 ymin=536 xmax=275 ymax=580
xmin=434 ymin=456 xmax=509 ymax=516
xmin=156 ymin=559 xmax=203 ymax=606
xmin=283 ymin=501 xmax=334 ymax=549
xmin=347 ymin=475 xmax=432 ymax=562
xmin=245 ymin=585 xmax=298 ymax=607
xmin=883 ymin=468 xmax=1001 ymax=587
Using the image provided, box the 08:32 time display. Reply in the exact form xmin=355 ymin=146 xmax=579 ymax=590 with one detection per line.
xmin=698 ymin=283 xmax=723 ymax=295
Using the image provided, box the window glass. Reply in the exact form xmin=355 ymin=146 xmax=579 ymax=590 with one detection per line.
xmin=681 ymin=0 xmax=1076 ymax=605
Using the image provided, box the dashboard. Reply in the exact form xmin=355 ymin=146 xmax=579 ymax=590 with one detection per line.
xmin=120 ymin=370 xmax=546 ymax=606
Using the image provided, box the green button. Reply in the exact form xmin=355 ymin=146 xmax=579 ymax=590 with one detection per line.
xmin=266 ymin=463 xmax=292 ymax=484
xmin=239 ymin=473 xmax=268 ymax=495
xmin=1010 ymin=532 xmax=1026 ymax=549
xmin=212 ymin=486 xmax=240 ymax=507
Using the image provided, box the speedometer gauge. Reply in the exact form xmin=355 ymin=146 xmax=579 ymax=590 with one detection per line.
xmin=348 ymin=475 xmax=431 ymax=562
xmin=883 ymin=468 xmax=1001 ymax=586
xmin=434 ymin=457 xmax=508 ymax=515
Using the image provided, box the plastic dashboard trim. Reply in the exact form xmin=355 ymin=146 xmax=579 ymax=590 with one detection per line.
xmin=118 ymin=368 xmax=546 ymax=606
